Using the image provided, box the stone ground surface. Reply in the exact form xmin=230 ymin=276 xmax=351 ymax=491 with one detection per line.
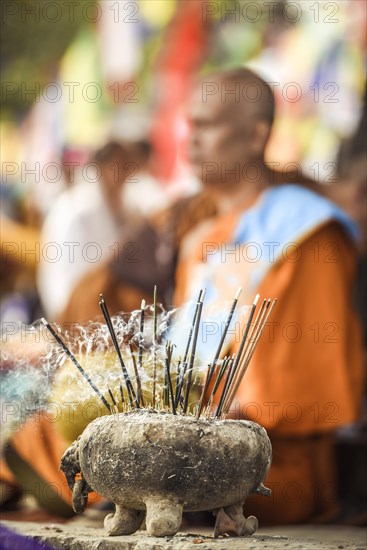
xmin=2 ymin=521 xmax=366 ymax=550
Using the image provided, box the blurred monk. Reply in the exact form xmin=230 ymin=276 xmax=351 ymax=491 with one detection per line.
xmin=174 ymin=68 xmax=364 ymax=524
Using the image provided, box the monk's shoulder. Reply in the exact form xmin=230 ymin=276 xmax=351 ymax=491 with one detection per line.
xmin=250 ymin=185 xmax=358 ymax=244
xmin=302 ymin=219 xmax=356 ymax=261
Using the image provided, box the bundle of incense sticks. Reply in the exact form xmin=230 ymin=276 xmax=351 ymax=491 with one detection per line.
xmin=42 ymin=288 xmax=276 ymax=419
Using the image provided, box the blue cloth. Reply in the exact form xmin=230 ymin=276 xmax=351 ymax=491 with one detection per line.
xmin=231 ymin=184 xmax=359 ymax=291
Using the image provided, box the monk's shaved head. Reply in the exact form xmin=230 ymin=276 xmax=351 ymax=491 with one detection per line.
xmin=206 ymin=68 xmax=275 ymax=126
xmin=187 ymin=67 xmax=275 ymax=189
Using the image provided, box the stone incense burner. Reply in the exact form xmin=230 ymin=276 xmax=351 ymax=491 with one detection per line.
xmin=60 ymin=409 xmax=272 ymax=538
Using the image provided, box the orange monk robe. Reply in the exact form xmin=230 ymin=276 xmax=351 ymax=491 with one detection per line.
xmin=175 ymin=203 xmax=364 ymax=523
xmin=2 ymin=413 xmax=74 ymax=516
xmin=1 ymin=414 xmax=103 ymax=516
xmin=57 ymin=263 xmax=147 ymax=326
xmin=0 ymin=215 xmax=40 ymax=271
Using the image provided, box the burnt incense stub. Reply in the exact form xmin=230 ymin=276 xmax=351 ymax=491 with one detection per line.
xmin=60 ymin=410 xmax=272 ymax=538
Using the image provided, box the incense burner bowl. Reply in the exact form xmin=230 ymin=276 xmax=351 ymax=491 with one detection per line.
xmin=60 ymin=410 xmax=272 ymax=538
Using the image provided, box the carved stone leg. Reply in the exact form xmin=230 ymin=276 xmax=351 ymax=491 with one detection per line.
xmin=226 ymin=502 xmax=258 ymax=535
xmin=242 ymin=515 xmax=258 ymax=535
xmin=145 ymin=497 xmax=183 ymax=537
xmin=214 ymin=507 xmax=242 ymax=538
xmin=214 ymin=503 xmax=259 ymax=537
xmin=224 ymin=503 xmax=246 ymax=525
xmin=104 ymin=505 xmax=145 ymax=536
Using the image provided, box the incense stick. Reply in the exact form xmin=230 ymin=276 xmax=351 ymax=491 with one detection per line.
xmin=129 ymin=344 xmax=143 ymax=408
xmin=183 ymin=289 xmax=206 ymax=414
xmin=175 ymin=359 xmax=182 ymax=402
xmin=221 ymin=299 xmax=277 ymax=416
xmin=212 ymin=288 xmax=242 ymax=370
xmin=205 ymin=356 xmax=230 ymax=418
xmin=99 ymin=295 xmax=138 ymax=408
xmin=152 ymin=286 xmax=157 ymax=408
xmin=233 ymin=293 xmax=260 ymax=369
xmin=138 ymin=299 xmax=145 ymax=407
xmin=108 ymin=387 xmax=117 ymax=407
xmin=221 ymin=297 xmax=267 ymax=414
xmin=165 ymin=342 xmax=176 ymax=414
xmin=41 ymin=318 xmax=112 ymax=414
xmin=196 ymin=287 xmax=242 ymax=418
xmin=119 ymin=383 xmax=125 ymax=404
xmin=175 ymin=289 xmax=203 ymax=408
xmin=214 ymin=293 xmax=260 ymax=417
xmin=215 ymin=355 xmax=235 ymax=418
xmin=198 ymin=363 xmax=211 ymax=417
xmin=239 ymin=299 xmax=277 ymax=377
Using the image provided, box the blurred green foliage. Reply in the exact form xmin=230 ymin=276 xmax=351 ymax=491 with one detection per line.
xmin=1 ymin=0 xmax=88 ymax=120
